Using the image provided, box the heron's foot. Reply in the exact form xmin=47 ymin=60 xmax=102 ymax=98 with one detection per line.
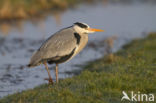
xmin=44 ymin=78 xmax=53 ymax=85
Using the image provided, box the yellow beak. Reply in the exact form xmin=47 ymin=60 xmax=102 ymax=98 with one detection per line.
xmin=88 ymin=28 xmax=104 ymax=32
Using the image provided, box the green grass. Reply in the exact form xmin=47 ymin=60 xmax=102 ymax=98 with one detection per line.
xmin=0 ymin=33 xmax=156 ymax=103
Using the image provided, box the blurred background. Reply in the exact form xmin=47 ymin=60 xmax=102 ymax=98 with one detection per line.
xmin=0 ymin=0 xmax=156 ymax=98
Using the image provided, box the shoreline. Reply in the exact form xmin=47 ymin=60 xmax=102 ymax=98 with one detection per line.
xmin=0 ymin=33 xmax=155 ymax=102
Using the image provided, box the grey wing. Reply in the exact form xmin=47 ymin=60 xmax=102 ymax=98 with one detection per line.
xmin=28 ymin=28 xmax=77 ymax=66
xmin=38 ymin=28 xmax=77 ymax=60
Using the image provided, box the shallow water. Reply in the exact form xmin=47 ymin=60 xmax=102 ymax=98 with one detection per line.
xmin=0 ymin=2 xmax=156 ymax=98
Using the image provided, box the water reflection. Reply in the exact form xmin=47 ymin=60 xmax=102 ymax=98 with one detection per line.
xmin=52 ymin=11 xmax=63 ymax=26
xmin=0 ymin=10 xmax=64 ymax=36
xmin=0 ymin=23 xmax=11 ymax=35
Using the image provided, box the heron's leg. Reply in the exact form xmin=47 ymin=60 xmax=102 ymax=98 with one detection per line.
xmin=55 ymin=64 xmax=58 ymax=83
xmin=44 ymin=62 xmax=53 ymax=84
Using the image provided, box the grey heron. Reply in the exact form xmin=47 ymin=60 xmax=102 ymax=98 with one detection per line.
xmin=28 ymin=22 xmax=104 ymax=84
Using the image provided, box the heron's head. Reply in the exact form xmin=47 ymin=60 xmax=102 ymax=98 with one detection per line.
xmin=73 ymin=22 xmax=104 ymax=34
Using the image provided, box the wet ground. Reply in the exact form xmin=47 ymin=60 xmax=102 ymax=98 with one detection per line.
xmin=0 ymin=2 xmax=156 ymax=98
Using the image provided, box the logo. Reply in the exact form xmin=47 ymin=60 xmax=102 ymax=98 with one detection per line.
xmin=121 ymin=91 xmax=155 ymax=102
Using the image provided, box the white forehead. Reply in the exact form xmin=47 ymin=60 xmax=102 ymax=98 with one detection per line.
xmin=73 ymin=22 xmax=94 ymax=34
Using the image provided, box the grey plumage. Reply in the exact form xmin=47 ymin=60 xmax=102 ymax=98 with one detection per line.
xmin=28 ymin=26 xmax=88 ymax=67
xmin=28 ymin=27 xmax=77 ymax=67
